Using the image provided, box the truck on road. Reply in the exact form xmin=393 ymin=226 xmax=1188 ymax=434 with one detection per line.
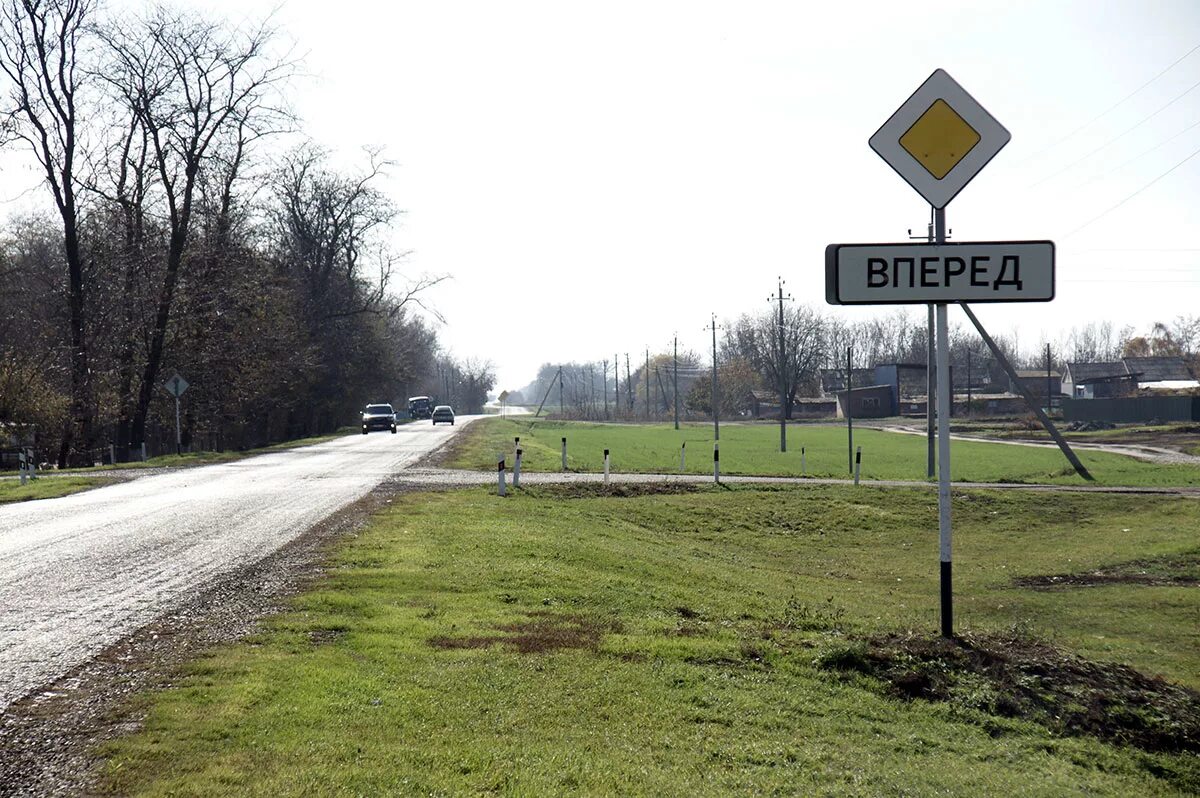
xmin=407 ymin=396 xmax=433 ymax=420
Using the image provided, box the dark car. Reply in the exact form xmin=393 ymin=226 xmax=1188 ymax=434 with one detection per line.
xmin=431 ymin=405 xmax=455 ymax=425
xmin=362 ymin=404 xmax=397 ymax=434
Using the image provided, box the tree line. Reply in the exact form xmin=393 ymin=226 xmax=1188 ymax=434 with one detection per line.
xmin=0 ymin=1 xmax=487 ymax=465
xmin=521 ymin=305 xmax=1200 ymax=421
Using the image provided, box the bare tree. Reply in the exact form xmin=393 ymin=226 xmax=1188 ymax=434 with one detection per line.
xmin=729 ymin=305 xmax=826 ymax=418
xmin=0 ymin=0 xmax=96 ymax=464
xmin=100 ymin=3 xmax=294 ymax=450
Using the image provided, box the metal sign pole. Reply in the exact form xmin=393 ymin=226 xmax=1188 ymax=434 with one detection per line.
xmin=934 ymin=207 xmax=953 ymax=638
xmin=175 ymin=394 xmax=182 ymax=456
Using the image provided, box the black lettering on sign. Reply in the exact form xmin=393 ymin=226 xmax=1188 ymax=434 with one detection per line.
xmin=920 ymin=257 xmax=938 ymax=288
xmin=895 ymin=257 xmax=915 ymax=288
xmin=970 ymin=256 xmax=990 ymax=287
xmin=944 ymin=256 xmax=966 ymax=287
xmin=995 ymin=256 xmax=1022 ymax=290
xmin=867 ymin=258 xmax=888 ymax=287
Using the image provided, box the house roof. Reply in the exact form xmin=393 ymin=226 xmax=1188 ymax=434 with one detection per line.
xmin=835 ymin=384 xmax=892 ymax=396
xmin=1065 ymin=361 xmax=1125 ymax=382
xmin=1122 ymin=357 xmax=1194 ymax=382
xmin=1065 ymin=357 xmax=1195 ymax=385
xmin=1014 ymin=370 xmax=1060 ymax=379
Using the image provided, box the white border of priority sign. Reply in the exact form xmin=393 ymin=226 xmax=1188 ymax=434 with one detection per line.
xmin=869 ymin=69 xmax=1011 ymax=209
xmin=826 ymin=240 xmax=1054 ymax=305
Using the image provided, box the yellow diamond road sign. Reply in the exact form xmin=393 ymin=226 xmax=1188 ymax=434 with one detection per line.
xmin=899 ymin=99 xmax=981 ymax=179
xmin=870 ymin=69 xmax=1010 ymax=208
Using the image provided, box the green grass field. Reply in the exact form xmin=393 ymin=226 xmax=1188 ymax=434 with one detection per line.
xmin=99 ymin=485 xmax=1199 ymax=795
xmin=448 ymin=418 xmax=1200 ymax=487
xmin=0 ymin=476 xmax=102 ymax=504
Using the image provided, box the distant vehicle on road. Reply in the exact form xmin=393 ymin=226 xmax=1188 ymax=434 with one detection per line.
xmin=408 ymin=395 xmax=433 ymax=419
xmin=431 ymin=405 xmax=455 ymax=425
xmin=362 ymin=404 xmax=398 ymax=434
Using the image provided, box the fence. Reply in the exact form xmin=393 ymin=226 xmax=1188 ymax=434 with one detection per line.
xmin=1062 ymin=396 xmax=1200 ymax=424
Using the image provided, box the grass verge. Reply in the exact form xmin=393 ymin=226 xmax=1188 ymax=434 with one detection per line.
xmin=444 ymin=418 xmax=1200 ymax=487
xmin=0 ymin=476 xmax=102 ymax=504
xmin=100 ymin=484 xmax=1199 ymax=795
xmin=56 ymin=427 xmax=362 ymax=473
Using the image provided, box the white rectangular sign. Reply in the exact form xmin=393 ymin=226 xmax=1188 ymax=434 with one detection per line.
xmin=825 ymin=241 xmax=1054 ymax=305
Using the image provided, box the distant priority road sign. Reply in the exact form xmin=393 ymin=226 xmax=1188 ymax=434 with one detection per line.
xmin=164 ymin=373 xmax=189 ymax=398
xmin=825 ymin=241 xmax=1054 ymax=305
xmin=869 ymin=68 xmax=1011 ymax=208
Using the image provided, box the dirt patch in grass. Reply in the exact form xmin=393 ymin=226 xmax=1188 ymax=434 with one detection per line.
xmin=519 ymin=482 xmax=704 ymax=499
xmin=1015 ymin=551 xmax=1200 ymax=589
xmin=816 ymin=630 xmax=1200 ymax=755
xmin=429 ymin=611 xmax=622 ymax=654
xmin=307 ymin=626 xmax=349 ymax=645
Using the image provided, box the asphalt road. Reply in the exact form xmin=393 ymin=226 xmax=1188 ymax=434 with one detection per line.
xmin=0 ymin=418 xmax=475 ymax=713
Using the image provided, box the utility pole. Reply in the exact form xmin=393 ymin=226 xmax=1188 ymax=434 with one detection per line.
xmin=625 ymin=354 xmax=632 ymax=412
xmin=768 ymin=277 xmax=792 ymax=452
xmin=558 ymin=365 xmax=564 ymax=418
xmin=967 ymin=347 xmax=972 ymax=418
xmin=673 ymin=334 xmax=680 ymax=430
xmin=911 ymin=218 xmax=937 ymax=479
xmin=588 ymin=362 xmax=596 ymax=420
xmin=705 ymin=313 xmax=721 ymax=441
xmin=614 ymin=353 xmax=620 ymax=417
xmin=603 ymin=359 xmax=609 ymax=419
xmin=846 ymin=346 xmax=854 ymax=474
xmin=645 ymin=349 xmax=650 ymax=421
xmin=1046 ymin=343 xmax=1053 ymax=414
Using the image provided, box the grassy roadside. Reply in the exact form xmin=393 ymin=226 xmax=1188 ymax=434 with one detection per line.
xmin=446 ymin=418 xmax=1200 ymax=487
xmin=55 ymin=427 xmax=363 ymax=474
xmin=0 ymin=476 xmax=102 ymax=505
xmin=99 ymin=485 xmax=1199 ymax=795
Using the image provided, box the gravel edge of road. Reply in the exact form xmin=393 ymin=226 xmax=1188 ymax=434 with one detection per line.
xmin=0 ymin=478 xmax=436 ymax=798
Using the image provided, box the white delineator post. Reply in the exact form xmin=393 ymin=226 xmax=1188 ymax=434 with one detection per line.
xmin=713 ymin=442 xmax=720 ymax=484
xmin=854 ymin=445 xmax=862 ymax=486
xmin=603 ymin=449 xmax=610 ymax=485
xmin=935 ymin=207 xmax=954 ymax=638
xmin=18 ymin=449 xmax=28 ymax=486
xmin=801 ymin=446 xmax=806 ymax=476
xmin=497 ymin=455 xmax=506 ymax=497
xmin=513 ymin=448 xmax=523 ymax=489
xmin=680 ymin=441 xmax=686 ymax=472
xmin=561 ymin=437 xmax=567 ymax=471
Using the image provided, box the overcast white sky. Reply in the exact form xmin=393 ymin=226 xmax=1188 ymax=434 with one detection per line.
xmin=7 ymin=0 xmax=1200 ymax=391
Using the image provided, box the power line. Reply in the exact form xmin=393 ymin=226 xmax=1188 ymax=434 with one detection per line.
xmin=1076 ymin=116 xmax=1200 ymax=188
xmin=1020 ymin=42 xmax=1200 ymax=165
xmin=1067 ymin=141 xmax=1200 ymax=237
xmin=1030 ymin=76 xmax=1200 ymax=189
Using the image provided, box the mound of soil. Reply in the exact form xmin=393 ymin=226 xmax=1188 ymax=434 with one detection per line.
xmin=1015 ymin=551 xmax=1200 ymax=589
xmin=519 ymin=482 xmax=703 ymax=499
xmin=817 ymin=630 xmax=1200 ymax=754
